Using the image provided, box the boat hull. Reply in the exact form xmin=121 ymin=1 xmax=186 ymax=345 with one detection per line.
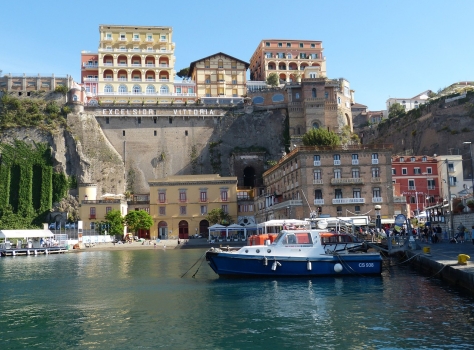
xmin=206 ymin=251 xmax=382 ymax=277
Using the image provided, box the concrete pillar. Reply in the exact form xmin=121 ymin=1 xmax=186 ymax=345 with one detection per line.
xmin=22 ymin=73 xmax=26 ymax=91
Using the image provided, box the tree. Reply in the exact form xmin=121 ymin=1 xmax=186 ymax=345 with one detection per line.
xmin=302 ymin=128 xmax=341 ymax=146
xmin=206 ymin=208 xmax=234 ymax=226
xmin=125 ymin=210 xmax=153 ymax=235
xmin=388 ymin=102 xmax=406 ymax=119
xmin=105 ymin=209 xmax=125 ymax=236
xmin=266 ymin=73 xmax=279 ymax=87
xmin=176 ymin=67 xmax=190 ymax=78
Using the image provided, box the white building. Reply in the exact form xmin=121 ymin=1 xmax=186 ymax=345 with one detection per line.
xmin=383 ymin=90 xmax=432 ymax=118
xmin=435 ymin=155 xmax=471 ymax=201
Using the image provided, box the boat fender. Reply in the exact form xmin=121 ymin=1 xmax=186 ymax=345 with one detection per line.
xmin=271 ymin=261 xmax=282 ymax=271
xmin=34 ymin=250 xmax=38 ymax=255
xmin=334 ymin=263 xmax=343 ymax=273
xmin=45 ymin=249 xmax=48 ymax=254
xmin=263 ymin=257 xmax=268 ymax=266
xmin=12 ymin=251 xmax=16 ymax=256
xmin=27 ymin=250 xmax=30 ymax=256
xmin=307 ymin=260 xmax=312 ymax=271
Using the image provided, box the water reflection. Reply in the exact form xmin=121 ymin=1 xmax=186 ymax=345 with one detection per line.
xmin=1 ymin=249 xmax=474 ymax=349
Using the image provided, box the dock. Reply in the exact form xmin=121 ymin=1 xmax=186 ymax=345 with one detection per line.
xmin=404 ymin=240 xmax=474 ymax=293
xmin=0 ymin=246 xmax=68 ymax=257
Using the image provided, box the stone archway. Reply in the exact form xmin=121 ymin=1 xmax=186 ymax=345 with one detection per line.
xmin=243 ymin=166 xmax=256 ymax=187
xmin=158 ymin=221 xmax=168 ymax=239
xmin=199 ymin=219 xmax=209 ymax=237
xmin=178 ymin=220 xmax=189 ymax=239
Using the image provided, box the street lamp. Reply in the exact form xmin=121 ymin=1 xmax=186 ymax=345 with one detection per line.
xmin=463 ymin=141 xmax=474 ymax=197
xmin=375 ymin=205 xmax=381 ymax=230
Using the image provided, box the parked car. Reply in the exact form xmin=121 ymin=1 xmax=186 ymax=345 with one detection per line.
xmin=49 ymin=223 xmax=60 ymax=230
xmin=65 ymin=223 xmax=76 ymax=229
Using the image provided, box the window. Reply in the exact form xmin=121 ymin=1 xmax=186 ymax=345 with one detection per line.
xmin=312 ymin=88 xmax=317 ymax=98
xmin=200 ymin=191 xmax=207 ymax=202
xmin=147 ymin=34 xmax=153 ymax=41
xmin=105 ymin=33 xmax=112 ymax=40
xmin=335 ymin=189 xmax=342 ymax=199
xmin=336 ymin=206 xmax=342 ymax=215
xmin=315 ymin=189 xmax=322 ymax=199
xmin=313 ymin=155 xmax=321 ymax=166
xmin=106 ymin=207 xmax=112 ymax=214
xmin=402 ymin=168 xmax=407 ymax=175
xmin=411 ymin=157 xmax=416 ymax=162
xmin=449 ymin=176 xmax=457 ymax=186
xmin=392 ymin=168 xmax=396 ymax=175
xmin=408 ymin=180 xmax=415 ymax=190
xmin=205 ymin=60 xmax=210 ymax=68
xmin=313 ymin=170 xmax=321 ymax=180
xmin=334 ymin=169 xmax=341 ymax=179
xmin=159 ymin=192 xmax=166 ymax=203
xmin=426 ymin=167 xmax=432 ymax=174
xmin=311 ymin=53 xmax=318 ymax=59
xmin=90 ymin=207 xmax=96 ymax=219
xmin=373 ymin=188 xmax=381 ymax=198
xmin=286 ymin=43 xmax=291 ymax=47
xmin=428 ymin=179 xmax=435 ymax=189
xmin=200 ymin=205 xmax=207 ymax=215
xmin=218 ymin=60 xmax=223 ymax=68
xmin=106 ymin=117 xmax=110 ymax=124
xmin=311 ymin=43 xmax=315 ymax=48
xmin=287 ymin=53 xmax=292 ymax=59
xmin=265 ymin=52 xmax=272 ymax=58
xmin=133 ymin=34 xmax=139 ymax=41
xmin=299 ymin=43 xmax=304 ymax=48
xmin=372 ymin=153 xmax=379 ymax=164
xmin=278 ymin=42 xmax=282 ymax=47
xmin=118 ymin=85 xmax=127 ymax=94
xmin=159 ymin=206 xmax=165 ymax=215
xmin=205 ymin=75 xmax=211 ymax=84
xmin=232 ymin=75 xmax=237 ymax=84
xmin=353 ymin=189 xmax=361 ymax=198
xmin=325 ymin=91 xmax=329 ymax=99
xmin=154 ymin=130 xmax=157 ymax=136
xmin=120 ymin=34 xmax=126 ymax=40
xmin=104 ymin=85 xmax=113 ymax=93
xmin=133 ymin=85 xmax=141 ymax=94
xmin=231 ymin=61 xmax=237 ymax=69
xmin=146 ymin=85 xmax=155 ymax=94
xmin=265 ymin=42 xmax=270 ymax=47
xmin=221 ymin=190 xmax=228 ymax=202
xmin=180 ymin=206 xmax=186 ymax=215
xmin=355 ymin=206 xmax=361 ymax=214
xmin=160 ymin=85 xmax=169 ymax=94
xmin=414 ymin=167 xmax=421 ymax=174
xmin=295 ymin=93 xmax=300 ymax=99
xmin=179 ymin=190 xmax=187 ymax=203
xmin=400 ymin=157 xmax=405 ymax=162
xmin=337 ymin=97 xmax=341 ymax=105
xmin=372 ymin=167 xmax=380 ymax=177
xmin=410 ymin=196 xmax=416 ymax=204
xmin=448 ymin=163 xmax=454 ymax=172
xmin=333 ymin=154 xmax=341 ymax=165
xmin=352 ymin=154 xmax=359 ymax=165
xmin=352 ymin=169 xmax=360 ymax=178
xmin=160 ymin=35 xmax=166 ymax=41
xmin=422 ymin=156 xmax=427 ymax=162
xmin=122 ymin=130 xmax=126 ymax=136
xmin=221 ymin=205 xmax=228 ymax=213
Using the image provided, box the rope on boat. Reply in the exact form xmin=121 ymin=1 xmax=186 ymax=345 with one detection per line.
xmin=181 ymin=251 xmax=207 ymax=278
xmin=191 ymin=257 xmax=206 ymax=278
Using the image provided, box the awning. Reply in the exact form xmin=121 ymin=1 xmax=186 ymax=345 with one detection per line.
xmin=0 ymin=230 xmax=55 ymax=239
xmin=381 ymin=219 xmax=395 ymax=224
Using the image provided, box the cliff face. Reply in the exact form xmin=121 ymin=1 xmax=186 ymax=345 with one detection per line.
xmin=359 ymin=95 xmax=474 ymax=157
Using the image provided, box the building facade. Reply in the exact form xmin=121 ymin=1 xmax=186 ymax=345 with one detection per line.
xmin=391 ymin=155 xmax=440 ymax=216
xmin=249 ymin=39 xmax=327 ymax=83
xmin=91 ymin=24 xmax=185 ymax=105
xmin=0 ymin=73 xmax=73 ymax=95
xmin=384 ymin=90 xmax=432 ymax=117
xmin=256 ymin=144 xmax=394 ymax=222
xmin=435 ymin=155 xmax=470 ymax=201
xmin=188 ymin=52 xmax=249 ymax=104
xmin=148 ymin=175 xmax=238 ymax=239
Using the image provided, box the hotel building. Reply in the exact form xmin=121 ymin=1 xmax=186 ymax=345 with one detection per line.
xmin=148 ymin=175 xmax=238 ymax=239
xmin=249 ymin=39 xmax=327 ymax=83
xmin=81 ymin=24 xmax=196 ymax=105
xmin=188 ymin=52 xmax=249 ymax=104
xmin=257 ymin=145 xmax=394 ymax=222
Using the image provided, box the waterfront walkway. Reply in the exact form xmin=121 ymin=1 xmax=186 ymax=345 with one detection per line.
xmin=406 ymin=239 xmax=474 ymax=293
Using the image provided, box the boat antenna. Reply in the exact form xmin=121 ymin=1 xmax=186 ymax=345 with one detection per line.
xmin=300 ymin=190 xmax=317 ymax=219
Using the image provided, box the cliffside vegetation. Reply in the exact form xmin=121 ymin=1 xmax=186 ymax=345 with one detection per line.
xmin=0 ymin=94 xmax=68 ymax=131
xmin=0 ymin=140 xmax=71 ymax=229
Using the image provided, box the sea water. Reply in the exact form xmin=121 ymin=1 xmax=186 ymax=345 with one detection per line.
xmin=1 ymin=249 xmax=474 ymax=349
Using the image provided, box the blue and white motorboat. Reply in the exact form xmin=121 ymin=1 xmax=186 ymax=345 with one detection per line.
xmin=205 ymin=228 xmax=382 ymax=277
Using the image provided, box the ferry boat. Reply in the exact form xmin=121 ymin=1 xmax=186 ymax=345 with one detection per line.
xmin=205 ymin=227 xmax=382 ymax=277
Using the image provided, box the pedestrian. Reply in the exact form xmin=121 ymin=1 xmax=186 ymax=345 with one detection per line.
xmin=455 ymin=222 xmax=466 ymax=243
xmin=154 ymin=242 xmax=157 ymax=249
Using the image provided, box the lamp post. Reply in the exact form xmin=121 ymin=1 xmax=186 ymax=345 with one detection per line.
xmin=375 ymin=205 xmax=381 ymax=230
xmin=463 ymin=141 xmax=474 ymax=197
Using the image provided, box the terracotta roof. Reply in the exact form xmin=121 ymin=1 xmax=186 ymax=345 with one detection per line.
xmin=351 ymin=103 xmax=367 ymax=108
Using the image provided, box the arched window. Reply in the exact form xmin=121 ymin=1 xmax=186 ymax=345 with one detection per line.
xmin=287 ymin=53 xmax=292 ymax=59
xmin=312 ymin=88 xmax=317 ymax=98
xmin=252 ymin=96 xmax=264 ymax=104
xmin=104 ymin=85 xmax=113 ymax=93
xmin=118 ymin=85 xmax=127 ymax=94
xmin=312 ymin=122 xmax=320 ymax=129
xmin=272 ymin=93 xmax=284 ymax=102
xmin=146 ymin=85 xmax=155 ymax=94
xmin=133 ymin=85 xmax=141 ymax=94
xmin=160 ymin=85 xmax=169 ymax=94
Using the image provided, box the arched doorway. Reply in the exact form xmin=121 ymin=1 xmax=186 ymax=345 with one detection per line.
xmin=243 ymin=166 xmax=256 ymax=187
xmin=179 ymin=220 xmax=189 ymax=239
xmin=199 ymin=219 xmax=209 ymax=238
xmin=158 ymin=221 xmax=168 ymax=239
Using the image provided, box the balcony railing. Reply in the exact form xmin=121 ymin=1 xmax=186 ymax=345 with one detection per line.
xmin=332 ymin=198 xmax=365 ymax=204
xmin=82 ymin=199 xmax=121 ymax=204
xmin=408 ymin=186 xmax=416 ymax=190
xmin=145 ymin=64 xmax=155 ymax=67
xmin=371 ymin=177 xmax=382 ymax=183
xmin=334 ymin=160 xmax=341 ymax=165
xmin=159 ymin=64 xmax=169 ymax=68
xmin=313 ymin=160 xmax=321 ymax=166
xmin=313 ymin=179 xmax=323 ymax=185
xmin=394 ymin=196 xmax=407 ymax=203
xmin=83 ymin=64 xmax=98 ymax=68
xmin=352 ymin=159 xmax=359 ymax=165
xmin=98 ymin=92 xmax=196 ymax=97
xmin=313 ymin=199 xmax=324 ymax=205
xmin=372 ymin=197 xmax=383 ymax=203
xmin=372 ymin=159 xmax=379 ymax=164
xmin=83 ymin=78 xmax=98 ymax=82
xmin=98 ymin=48 xmax=174 ymax=54
xmin=330 ymin=178 xmax=364 ymax=185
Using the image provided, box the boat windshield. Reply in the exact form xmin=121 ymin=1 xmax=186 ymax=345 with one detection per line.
xmin=273 ymin=231 xmax=313 ymax=245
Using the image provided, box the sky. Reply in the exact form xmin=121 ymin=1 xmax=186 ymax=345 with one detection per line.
xmin=1 ymin=0 xmax=473 ymax=111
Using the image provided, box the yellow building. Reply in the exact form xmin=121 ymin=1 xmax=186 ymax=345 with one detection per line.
xmin=188 ymin=52 xmax=249 ymax=105
xmin=97 ymin=24 xmax=177 ymax=105
xmin=148 ymin=175 xmax=238 ymax=239
xmin=78 ymin=183 xmax=128 ymax=233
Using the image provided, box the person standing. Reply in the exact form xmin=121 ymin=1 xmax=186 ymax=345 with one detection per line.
xmin=456 ymin=222 xmax=466 ymax=243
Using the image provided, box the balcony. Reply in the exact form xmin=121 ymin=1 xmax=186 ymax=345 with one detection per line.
xmin=98 ymin=92 xmax=197 ymax=97
xmin=313 ymin=160 xmax=321 ymax=166
xmin=394 ymin=196 xmax=407 ymax=203
xmin=118 ymin=78 xmax=127 ymax=81
xmin=160 ymin=38 xmax=167 ymax=42
xmin=332 ymin=198 xmax=365 ymax=204
xmin=159 ymin=78 xmax=169 ymax=82
xmin=372 ymin=159 xmax=379 ymax=164
xmin=371 ymin=177 xmax=382 ymax=183
xmin=330 ymin=178 xmax=364 ymax=185
xmin=83 ymin=63 xmax=98 ymax=69
xmin=408 ymin=186 xmax=416 ymax=190
xmin=104 ymin=63 xmax=113 ymax=66
xmin=89 ymin=215 xmax=96 ymax=219
xmin=372 ymin=197 xmax=383 ymax=203
xmin=146 ymin=38 xmax=154 ymax=42
xmin=131 ymin=64 xmax=142 ymax=67
xmin=352 ymin=159 xmax=359 ymax=165
xmin=314 ymin=199 xmax=324 ymax=205
xmin=145 ymin=64 xmax=155 ymax=67
xmin=146 ymin=78 xmax=156 ymax=82
xmin=104 ymin=78 xmax=113 ymax=81
xmin=313 ymin=179 xmax=323 ymax=185
xmin=83 ymin=78 xmax=98 ymax=82
xmin=159 ymin=64 xmax=169 ymax=68
xmin=334 ymin=160 xmax=341 ymax=165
